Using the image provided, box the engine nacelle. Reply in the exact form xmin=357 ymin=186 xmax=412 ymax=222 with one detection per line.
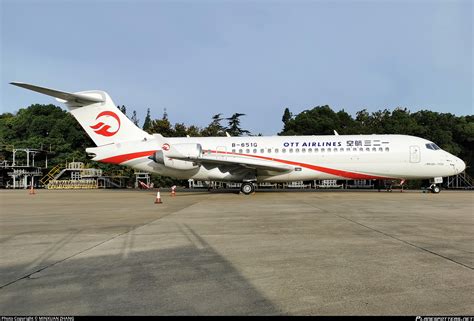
xmin=166 ymin=143 xmax=202 ymax=159
xmin=150 ymin=143 xmax=202 ymax=170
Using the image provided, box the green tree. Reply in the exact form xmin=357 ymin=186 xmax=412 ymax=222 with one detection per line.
xmin=226 ymin=113 xmax=250 ymax=136
xmin=131 ymin=110 xmax=139 ymax=126
xmin=119 ymin=105 xmax=127 ymax=116
xmin=146 ymin=118 xmax=174 ymax=137
xmin=142 ymin=108 xmax=152 ymax=131
xmin=186 ymin=125 xmax=202 ymax=137
xmin=173 ymin=123 xmax=188 ymax=137
xmin=0 ymin=104 xmax=93 ymax=166
xmin=280 ymin=105 xmax=339 ymax=136
xmin=282 ymin=108 xmax=292 ymax=125
xmin=145 ymin=108 xmax=175 ymax=136
xmin=202 ymin=113 xmax=226 ymax=137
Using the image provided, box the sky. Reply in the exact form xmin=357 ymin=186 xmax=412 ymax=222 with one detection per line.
xmin=1 ymin=0 xmax=472 ymax=135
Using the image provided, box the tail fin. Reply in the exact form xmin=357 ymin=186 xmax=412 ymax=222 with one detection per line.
xmin=10 ymin=82 xmax=151 ymax=146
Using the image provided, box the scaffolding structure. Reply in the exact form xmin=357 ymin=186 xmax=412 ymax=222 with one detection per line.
xmin=44 ymin=162 xmax=128 ymax=189
xmin=1 ymin=146 xmax=50 ymax=189
xmin=445 ymin=172 xmax=474 ymax=190
xmin=4 ymin=166 xmax=43 ymax=189
xmin=315 ymin=180 xmax=343 ymax=189
xmin=135 ymin=171 xmax=151 ymax=189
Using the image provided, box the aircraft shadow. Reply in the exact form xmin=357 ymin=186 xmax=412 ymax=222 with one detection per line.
xmin=0 ymin=226 xmax=280 ymax=315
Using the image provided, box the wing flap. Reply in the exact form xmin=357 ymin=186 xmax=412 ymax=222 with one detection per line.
xmin=173 ymin=154 xmax=293 ymax=172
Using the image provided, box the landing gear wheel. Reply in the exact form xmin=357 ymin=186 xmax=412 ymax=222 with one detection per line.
xmin=241 ymin=182 xmax=255 ymax=195
xmin=431 ymin=186 xmax=440 ymax=194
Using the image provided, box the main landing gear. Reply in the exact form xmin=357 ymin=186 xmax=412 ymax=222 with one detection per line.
xmin=240 ymin=182 xmax=256 ymax=195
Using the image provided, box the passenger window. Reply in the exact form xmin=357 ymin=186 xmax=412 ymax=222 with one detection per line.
xmin=275 ymin=148 xmax=279 ymax=153
xmin=346 ymin=148 xmax=350 ymax=152
xmin=260 ymin=149 xmax=264 ymax=153
xmin=302 ymin=148 xmax=306 ymax=153
xmin=385 ymin=147 xmax=390 ymax=152
xmin=253 ymin=148 xmax=257 ymax=154
xmin=239 ymin=149 xmax=243 ymax=154
xmin=315 ymin=148 xmax=319 ymax=152
xmin=246 ymin=149 xmax=250 ymax=153
xmin=372 ymin=147 xmax=376 ymax=152
xmin=282 ymin=148 xmax=286 ymax=153
xmin=289 ymin=148 xmax=293 ymax=153
xmin=308 ymin=148 xmax=312 ymax=152
xmin=321 ymin=148 xmax=325 ymax=152
xmin=366 ymin=147 xmax=370 ymax=152
xmin=295 ymin=148 xmax=300 ymax=153
xmin=267 ymin=148 xmax=272 ymax=153
xmin=379 ymin=147 xmax=383 ymax=152
xmin=232 ymin=149 xmax=236 ymax=153
xmin=334 ymin=148 xmax=337 ymax=152
xmin=359 ymin=147 xmax=363 ymax=152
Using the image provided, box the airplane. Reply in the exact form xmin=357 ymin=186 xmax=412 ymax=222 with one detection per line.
xmin=11 ymin=82 xmax=466 ymax=194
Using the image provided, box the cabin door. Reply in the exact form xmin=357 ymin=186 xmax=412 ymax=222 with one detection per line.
xmin=409 ymin=145 xmax=420 ymax=163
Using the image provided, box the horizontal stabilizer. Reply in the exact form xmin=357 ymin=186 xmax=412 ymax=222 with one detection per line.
xmin=10 ymin=82 xmax=104 ymax=105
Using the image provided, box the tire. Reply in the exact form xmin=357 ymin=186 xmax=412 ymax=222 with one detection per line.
xmin=431 ymin=186 xmax=441 ymax=194
xmin=241 ymin=182 xmax=255 ymax=195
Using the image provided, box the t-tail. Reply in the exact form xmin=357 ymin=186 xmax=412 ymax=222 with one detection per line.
xmin=10 ymin=82 xmax=152 ymax=146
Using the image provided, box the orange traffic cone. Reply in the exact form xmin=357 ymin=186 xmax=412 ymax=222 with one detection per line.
xmin=154 ymin=189 xmax=163 ymax=204
xmin=171 ymin=185 xmax=176 ymax=197
xmin=29 ymin=184 xmax=35 ymax=195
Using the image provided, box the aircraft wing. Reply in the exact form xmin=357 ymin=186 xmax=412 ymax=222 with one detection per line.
xmin=173 ymin=154 xmax=293 ymax=173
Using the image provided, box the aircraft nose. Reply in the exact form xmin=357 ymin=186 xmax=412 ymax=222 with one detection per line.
xmin=456 ymin=157 xmax=466 ymax=173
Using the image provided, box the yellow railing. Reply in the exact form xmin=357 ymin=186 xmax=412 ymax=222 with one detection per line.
xmin=40 ymin=164 xmax=62 ymax=186
xmin=47 ymin=179 xmax=98 ymax=189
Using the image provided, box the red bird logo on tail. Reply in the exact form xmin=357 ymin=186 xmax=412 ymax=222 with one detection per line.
xmin=90 ymin=111 xmax=121 ymax=137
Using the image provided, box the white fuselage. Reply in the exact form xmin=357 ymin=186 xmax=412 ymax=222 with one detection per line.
xmin=87 ymin=134 xmax=465 ymax=182
xmin=11 ymin=82 xmax=465 ymax=184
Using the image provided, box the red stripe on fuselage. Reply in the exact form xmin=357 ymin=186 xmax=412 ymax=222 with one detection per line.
xmin=99 ymin=150 xmax=156 ymax=164
xmin=99 ymin=148 xmax=393 ymax=179
xmin=210 ymin=150 xmax=393 ymax=180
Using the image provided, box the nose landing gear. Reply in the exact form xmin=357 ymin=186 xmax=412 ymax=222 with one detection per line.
xmin=428 ymin=177 xmax=443 ymax=194
xmin=429 ymin=184 xmax=441 ymax=193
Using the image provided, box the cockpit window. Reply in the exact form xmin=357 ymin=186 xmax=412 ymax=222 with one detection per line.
xmin=425 ymin=143 xmax=441 ymax=150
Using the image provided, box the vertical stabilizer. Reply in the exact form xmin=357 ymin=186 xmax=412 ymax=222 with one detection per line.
xmin=10 ymin=82 xmax=152 ymax=146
